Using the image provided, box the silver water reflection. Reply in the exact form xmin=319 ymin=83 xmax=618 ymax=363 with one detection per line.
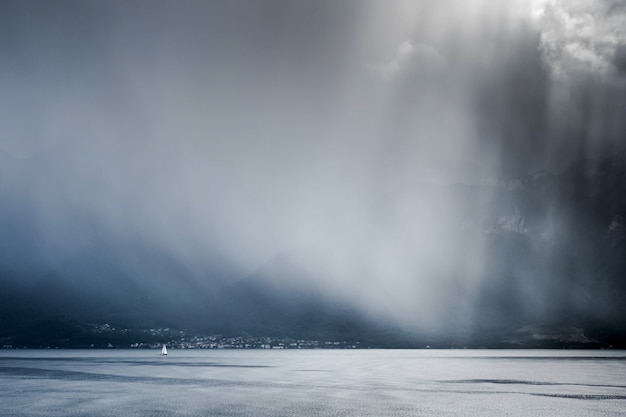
xmin=1 ymin=350 xmax=625 ymax=416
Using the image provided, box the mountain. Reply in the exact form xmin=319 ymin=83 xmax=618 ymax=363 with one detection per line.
xmin=1 ymin=152 xmax=626 ymax=348
xmin=465 ymin=151 xmax=626 ymax=346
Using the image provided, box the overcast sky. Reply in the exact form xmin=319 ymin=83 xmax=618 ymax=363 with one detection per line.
xmin=1 ymin=0 xmax=625 ymax=327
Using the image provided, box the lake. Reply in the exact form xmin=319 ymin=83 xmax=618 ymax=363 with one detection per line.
xmin=1 ymin=349 xmax=625 ymax=416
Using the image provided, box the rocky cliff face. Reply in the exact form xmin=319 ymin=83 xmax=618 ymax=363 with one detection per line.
xmin=464 ymin=152 xmax=626 ymax=345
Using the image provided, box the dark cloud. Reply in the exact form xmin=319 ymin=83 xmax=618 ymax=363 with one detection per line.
xmin=614 ymin=44 xmax=626 ymax=75
xmin=1 ymin=0 xmax=624 ymax=333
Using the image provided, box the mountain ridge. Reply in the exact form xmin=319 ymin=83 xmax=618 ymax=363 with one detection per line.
xmin=1 ymin=154 xmax=626 ymax=347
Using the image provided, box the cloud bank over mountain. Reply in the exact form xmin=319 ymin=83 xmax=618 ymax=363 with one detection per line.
xmin=0 ymin=0 xmax=624 ymax=340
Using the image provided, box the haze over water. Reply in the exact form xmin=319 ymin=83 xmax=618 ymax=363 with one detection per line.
xmin=1 ymin=350 xmax=625 ymax=416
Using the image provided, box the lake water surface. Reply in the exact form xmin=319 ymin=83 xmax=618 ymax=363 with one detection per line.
xmin=1 ymin=349 xmax=625 ymax=416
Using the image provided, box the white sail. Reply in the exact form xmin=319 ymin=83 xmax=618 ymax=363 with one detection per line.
xmin=161 ymin=345 xmax=168 ymax=355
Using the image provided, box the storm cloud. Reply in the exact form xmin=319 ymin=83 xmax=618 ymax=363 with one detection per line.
xmin=1 ymin=0 xmax=624 ymax=334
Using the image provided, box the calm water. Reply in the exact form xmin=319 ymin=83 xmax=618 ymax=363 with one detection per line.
xmin=1 ymin=349 xmax=625 ymax=416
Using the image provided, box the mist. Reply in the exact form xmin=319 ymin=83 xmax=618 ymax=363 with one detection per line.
xmin=1 ymin=0 xmax=625 ymax=338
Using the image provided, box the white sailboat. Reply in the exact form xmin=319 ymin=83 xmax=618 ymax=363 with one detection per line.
xmin=160 ymin=345 xmax=168 ymax=356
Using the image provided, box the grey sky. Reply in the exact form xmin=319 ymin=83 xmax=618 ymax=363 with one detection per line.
xmin=1 ymin=0 xmax=624 ymax=329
